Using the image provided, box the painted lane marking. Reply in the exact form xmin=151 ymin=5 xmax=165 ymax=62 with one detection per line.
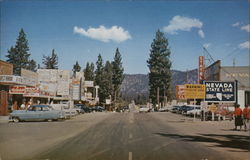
xmin=129 ymin=152 xmax=132 ymax=160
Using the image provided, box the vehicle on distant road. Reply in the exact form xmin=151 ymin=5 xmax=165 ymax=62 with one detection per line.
xmin=92 ymin=106 xmax=105 ymax=112
xmin=73 ymin=105 xmax=85 ymax=114
xmin=171 ymin=106 xmax=181 ymax=113
xmin=139 ymin=106 xmax=150 ymax=113
xmin=75 ymin=104 xmax=92 ymax=113
xmin=9 ymin=104 xmax=65 ymax=122
xmin=50 ymin=103 xmax=78 ymax=118
xmin=186 ymin=107 xmax=201 ymax=116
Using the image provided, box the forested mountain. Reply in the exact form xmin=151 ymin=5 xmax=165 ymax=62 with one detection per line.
xmin=121 ymin=69 xmax=198 ymax=103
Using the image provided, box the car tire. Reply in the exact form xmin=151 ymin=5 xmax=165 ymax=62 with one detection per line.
xmin=13 ymin=117 xmax=19 ymax=123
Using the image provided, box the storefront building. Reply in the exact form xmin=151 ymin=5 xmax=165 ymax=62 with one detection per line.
xmin=205 ymin=60 xmax=250 ymax=108
xmin=0 ymin=60 xmax=99 ymax=115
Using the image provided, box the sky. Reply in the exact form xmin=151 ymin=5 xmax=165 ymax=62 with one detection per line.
xmin=0 ymin=0 xmax=249 ymax=74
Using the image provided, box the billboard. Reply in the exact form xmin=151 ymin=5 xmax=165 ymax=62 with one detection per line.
xmin=37 ymin=69 xmax=57 ymax=82
xmin=184 ymin=84 xmax=205 ymax=99
xmin=176 ymin=85 xmax=185 ymax=100
xmin=21 ymin=69 xmax=38 ymax=86
xmin=205 ymin=81 xmax=236 ymax=102
xmin=72 ymin=84 xmax=80 ymax=100
xmin=57 ymin=81 xmax=69 ymax=96
xmin=84 ymin=81 xmax=94 ymax=87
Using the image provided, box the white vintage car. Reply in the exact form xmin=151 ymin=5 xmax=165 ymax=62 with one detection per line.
xmin=139 ymin=107 xmax=150 ymax=113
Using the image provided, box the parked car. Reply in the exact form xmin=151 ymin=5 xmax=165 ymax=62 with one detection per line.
xmin=9 ymin=104 xmax=65 ymax=122
xmin=139 ymin=106 xmax=150 ymax=113
xmin=159 ymin=106 xmax=173 ymax=112
xmin=178 ymin=105 xmax=195 ymax=114
xmin=74 ymin=104 xmax=85 ymax=114
xmin=92 ymin=106 xmax=105 ymax=112
xmin=50 ymin=103 xmax=78 ymax=118
xmin=186 ymin=107 xmax=201 ymax=116
xmin=171 ymin=106 xmax=181 ymax=113
xmin=75 ymin=104 xmax=92 ymax=113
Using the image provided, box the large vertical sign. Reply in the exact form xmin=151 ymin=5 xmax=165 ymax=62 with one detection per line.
xmin=205 ymin=81 xmax=236 ymax=102
xmin=198 ymin=56 xmax=204 ymax=84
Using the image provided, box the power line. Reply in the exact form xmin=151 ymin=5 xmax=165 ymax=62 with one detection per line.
xmin=203 ymin=47 xmax=246 ymax=87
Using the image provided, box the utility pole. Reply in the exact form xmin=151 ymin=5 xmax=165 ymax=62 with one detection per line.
xmin=157 ymin=87 xmax=159 ymax=109
xmin=164 ymin=85 xmax=166 ymax=107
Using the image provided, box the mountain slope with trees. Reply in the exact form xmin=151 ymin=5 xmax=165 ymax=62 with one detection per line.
xmin=121 ymin=69 xmax=198 ymax=103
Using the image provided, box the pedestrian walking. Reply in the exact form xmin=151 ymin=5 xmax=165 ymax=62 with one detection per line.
xmin=242 ymin=105 xmax=250 ymax=131
xmin=233 ymin=104 xmax=243 ymax=131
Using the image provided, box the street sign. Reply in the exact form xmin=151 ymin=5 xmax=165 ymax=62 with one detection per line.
xmin=209 ymin=103 xmax=217 ymax=113
xmin=184 ymin=84 xmax=205 ymax=99
xmin=205 ymin=81 xmax=236 ymax=102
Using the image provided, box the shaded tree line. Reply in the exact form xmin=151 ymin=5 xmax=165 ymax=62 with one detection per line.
xmin=6 ymin=29 xmax=60 ymax=75
xmin=72 ymin=48 xmax=124 ymax=106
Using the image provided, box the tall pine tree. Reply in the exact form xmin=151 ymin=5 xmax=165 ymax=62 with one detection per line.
xmin=94 ymin=54 xmax=104 ymax=104
xmin=73 ymin=61 xmax=81 ymax=72
xmin=147 ymin=30 xmax=172 ymax=106
xmin=84 ymin=62 xmax=95 ymax=81
xmin=99 ymin=61 xmax=113 ymax=104
xmin=112 ymin=48 xmax=124 ymax=105
xmin=72 ymin=61 xmax=81 ymax=77
xmin=42 ymin=49 xmax=58 ymax=69
xmin=95 ymin=54 xmax=104 ymax=86
xmin=6 ymin=29 xmax=36 ymax=75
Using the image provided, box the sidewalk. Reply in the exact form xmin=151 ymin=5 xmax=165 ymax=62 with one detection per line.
xmin=0 ymin=116 xmax=9 ymax=123
xmin=151 ymin=112 xmax=250 ymax=160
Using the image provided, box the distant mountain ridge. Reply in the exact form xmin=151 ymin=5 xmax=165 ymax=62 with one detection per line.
xmin=121 ymin=69 xmax=198 ymax=98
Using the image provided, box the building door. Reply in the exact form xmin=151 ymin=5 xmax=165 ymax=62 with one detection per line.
xmin=0 ymin=91 xmax=8 ymax=116
xmin=245 ymin=91 xmax=250 ymax=106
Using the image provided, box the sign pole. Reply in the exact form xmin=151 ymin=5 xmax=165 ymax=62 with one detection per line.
xmin=235 ymin=80 xmax=238 ymax=105
xmin=212 ymin=112 xmax=215 ymax=121
xmin=193 ymin=99 xmax=196 ymax=121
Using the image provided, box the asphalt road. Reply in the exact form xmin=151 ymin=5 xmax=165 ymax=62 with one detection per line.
xmin=24 ymin=112 xmax=235 ymax=160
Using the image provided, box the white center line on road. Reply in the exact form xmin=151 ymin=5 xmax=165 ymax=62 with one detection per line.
xmin=129 ymin=152 xmax=132 ymax=160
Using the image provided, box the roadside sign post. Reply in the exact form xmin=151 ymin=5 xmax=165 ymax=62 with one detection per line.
xmin=209 ymin=103 xmax=217 ymax=121
xmin=193 ymin=98 xmax=196 ymax=121
xmin=212 ymin=112 xmax=215 ymax=121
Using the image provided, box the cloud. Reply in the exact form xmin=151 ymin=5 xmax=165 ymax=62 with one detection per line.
xmin=203 ymin=43 xmax=211 ymax=48
xmin=232 ymin=22 xmax=240 ymax=27
xmin=163 ymin=15 xmax=203 ymax=34
xmin=241 ymin=24 xmax=250 ymax=32
xmin=198 ymin=29 xmax=205 ymax=38
xmin=73 ymin=25 xmax=131 ymax=43
xmin=238 ymin=41 xmax=250 ymax=49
